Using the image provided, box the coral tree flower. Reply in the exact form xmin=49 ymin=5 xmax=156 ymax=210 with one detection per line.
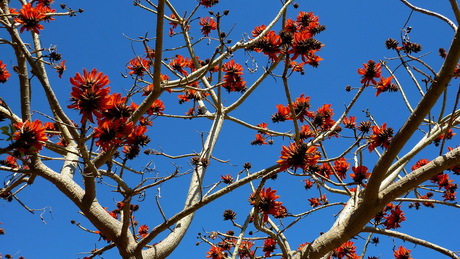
xmin=384 ymin=205 xmax=406 ymax=229
xmin=277 ymin=142 xmax=320 ymax=171
xmin=350 ymin=166 xmax=371 ymax=185
xmin=12 ymin=120 xmax=48 ymax=155
xmin=199 ymin=0 xmax=219 ymax=8
xmin=393 ymin=246 xmax=412 ymax=259
xmin=263 ymin=238 xmax=277 ymax=257
xmin=137 ymin=225 xmax=149 ymax=238
xmin=206 ymin=246 xmax=225 ymax=259
xmin=222 ymin=60 xmax=247 ymax=92
xmin=357 ymin=60 xmax=382 ymax=86
xmin=54 ymin=60 xmax=66 ymax=78
xmin=14 ymin=3 xmax=48 ymax=34
xmin=199 ymin=17 xmax=217 ymax=37
xmin=375 ymin=76 xmax=395 ymax=96
xmin=127 ymin=57 xmax=150 ymax=77
xmin=68 ymin=69 xmax=111 ymax=123
xmin=368 ymin=123 xmax=393 ymax=152
xmin=249 ymin=187 xmax=287 ymax=222
xmin=0 ymin=61 xmax=11 ymax=83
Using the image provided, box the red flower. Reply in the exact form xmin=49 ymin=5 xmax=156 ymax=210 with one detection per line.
xmin=447 ymin=147 xmax=460 ymax=174
xmin=222 ymin=60 xmax=247 ymax=92
xmin=308 ymin=194 xmax=328 ymax=207
xmin=384 ymin=205 xmax=406 ymax=229
xmin=94 ymin=120 xmax=133 ymax=151
xmin=0 ymin=61 xmax=11 ymax=83
xmin=53 ymin=60 xmax=66 ymax=78
xmin=433 ymin=128 xmax=455 ymax=146
xmin=220 ymin=174 xmax=233 ymax=184
xmin=277 ymin=142 xmax=320 ymax=171
xmin=206 ymin=246 xmax=225 ymax=259
xmin=411 ymin=158 xmax=430 ymax=171
xmin=252 ymin=30 xmax=282 ymax=60
xmin=3 ymin=155 xmax=19 ymax=169
xmin=368 ymin=123 xmax=393 ymax=152
xmin=299 ymin=124 xmax=315 ymax=140
xmin=169 ymin=55 xmax=191 ymax=76
xmin=251 ymin=133 xmax=268 ymax=145
xmin=249 ymin=188 xmax=287 ymax=221
xmin=199 ymin=0 xmax=219 ymax=8
xmin=271 ymin=104 xmax=291 ymax=123
xmin=100 ymin=93 xmax=134 ymax=122
xmin=375 ymin=76 xmax=395 ymax=96
xmin=313 ymin=104 xmax=335 ymax=131
xmin=263 ymin=238 xmax=277 ymax=257
xmin=342 ymin=116 xmax=356 ymax=129
xmin=127 ymin=57 xmax=150 ymax=77
xmin=12 ymin=120 xmax=48 ymax=155
xmin=147 ymin=99 xmax=165 ymax=116
xmin=199 ymin=17 xmax=217 ymax=37
xmin=70 ymin=68 xmax=110 ymax=89
xmin=68 ymin=84 xmax=111 ymax=123
xmin=14 ymin=3 xmax=47 ymax=34
xmin=393 ymin=246 xmax=412 ymax=259
xmin=333 ymin=241 xmax=359 ymax=259
xmin=350 ymin=166 xmax=371 ymax=185
xmin=292 ymin=94 xmax=314 ymax=122
xmin=357 ymin=60 xmax=382 ymax=86
xmin=333 ymin=157 xmax=349 ymax=179
xmin=289 ymin=31 xmax=322 ymax=62
xmin=138 ymin=224 xmax=149 ymax=238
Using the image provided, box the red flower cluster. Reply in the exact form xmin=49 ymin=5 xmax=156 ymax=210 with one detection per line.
xmin=383 ymin=204 xmax=406 ymax=229
xmin=262 ymin=238 xmax=277 ymax=257
xmin=206 ymin=246 xmax=225 ymax=259
xmin=308 ymin=194 xmax=328 ymax=207
xmin=357 ymin=60 xmax=382 ymax=86
xmin=249 ymin=188 xmax=287 ymax=222
xmin=249 ymin=11 xmax=325 ymax=67
xmin=277 ymin=142 xmax=321 ymax=172
xmin=332 ymin=241 xmax=360 ymax=259
xmin=138 ymin=224 xmax=149 ymax=238
xmin=393 ymin=246 xmax=412 ymax=259
xmin=199 ymin=0 xmax=219 ymax=8
xmin=350 ymin=165 xmax=371 ymax=186
xmin=333 ymin=157 xmax=350 ymax=179
xmin=375 ymin=76 xmax=397 ymax=96
xmin=169 ymin=55 xmax=192 ymax=76
xmin=0 ymin=61 xmax=10 ymax=83
xmin=430 ymin=173 xmax=457 ymax=201
xmin=368 ymin=123 xmax=393 ymax=152
xmin=222 ymin=60 xmax=246 ymax=92
xmin=14 ymin=3 xmax=55 ymax=34
xmin=12 ymin=120 xmax=48 ymax=155
xmin=127 ymin=57 xmax=150 ymax=77
xmin=199 ymin=17 xmax=217 ymax=37
xmin=251 ymin=122 xmax=270 ymax=145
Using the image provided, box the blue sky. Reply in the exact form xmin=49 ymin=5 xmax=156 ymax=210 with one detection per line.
xmin=0 ymin=0 xmax=458 ymax=258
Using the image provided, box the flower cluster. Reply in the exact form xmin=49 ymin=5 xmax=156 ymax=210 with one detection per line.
xmin=14 ymin=3 xmax=55 ymax=34
xmin=222 ymin=60 xmax=247 ymax=92
xmin=332 ymin=241 xmax=360 ymax=259
xmin=11 ymin=120 xmax=48 ymax=156
xmin=248 ymin=11 xmax=325 ymax=68
xmin=249 ymin=187 xmax=287 ymax=222
xmin=374 ymin=203 xmax=406 ymax=229
xmin=368 ymin=123 xmax=393 ymax=152
xmin=393 ymin=246 xmax=412 ymax=259
xmin=199 ymin=17 xmax=217 ymax=37
xmin=350 ymin=165 xmax=371 ymax=186
xmin=0 ymin=61 xmax=10 ymax=83
xmin=277 ymin=142 xmax=321 ymax=172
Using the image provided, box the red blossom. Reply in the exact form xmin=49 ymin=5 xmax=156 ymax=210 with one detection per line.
xmin=169 ymin=55 xmax=191 ymax=76
xmin=138 ymin=224 xmax=149 ymax=238
xmin=263 ymin=238 xmax=277 ymax=257
xmin=127 ymin=57 xmax=150 ymax=77
xmin=333 ymin=157 xmax=349 ymax=179
xmin=350 ymin=165 xmax=371 ymax=185
xmin=53 ymin=60 xmax=66 ymax=78
xmin=393 ymin=246 xmax=412 ymax=259
xmin=199 ymin=0 xmax=219 ymax=8
xmin=222 ymin=60 xmax=246 ymax=92
xmin=206 ymin=246 xmax=225 ymax=259
xmin=357 ymin=60 xmax=382 ymax=86
xmin=368 ymin=123 xmax=393 ymax=152
xmin=0 ymin=61 xmax=11 ymax=83
xmin=277 ymin=142 xmax=320 ymax=172
xmin=375 ymin=76 xmax=395 ymax=96
xmin=384 ymin=205 xmax=406 ymax=229
xmin=199 ymin=17 xmax=217 ymax=37
xmin=249 ymin=188 xmax=287 ymax=222
xmin=333 ymin=241 xmax=359 ymax=259
xmin=12 ymin=120 xmax=48 ymax=155
xmin=14 ymin=3 xmax=48 ymax=34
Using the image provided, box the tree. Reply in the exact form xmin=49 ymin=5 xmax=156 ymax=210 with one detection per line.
xmin=0 ymin=0 xmax=459 ymax=258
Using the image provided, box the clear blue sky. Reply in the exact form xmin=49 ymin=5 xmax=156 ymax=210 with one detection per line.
xmin=0 ymin=0 xmax=458 ymax=258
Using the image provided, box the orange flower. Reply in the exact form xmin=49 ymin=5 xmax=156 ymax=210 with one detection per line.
xmin=249 ymin=188 xmax=286 ymax=221
xmin=393 ymin=246 xmax=412 ymax=259
xmin=350 ymin=166 xmax=371 ymax=185
xmin=199 ymin=0 xmax=219 ymax=8
xmin=68 ymin=85 xmax=111 ymax=123
xmin=263 ymin=238 xmax=277 ymax=257
xmin=271 ymin=104 xmax=291 ymax=123
xmin=292 ymin=94 xmax=314 ymax=122
xmin=277 ymin=142 xmax=320 ymax=171
xmin=222 ymin=60 xmax=246 ymax=92
xmin=289 ymin=31 xmax=322 ymax=62
xmin=169 ymin=55 xmax=191 ymax=76
xmin=138 ymin=224 xmax=149 ymax=238
xmin=333 ymin=241 xmax=359 ymax=259
xmin=252 ymin=30 xmax=282 ymax=60
xmin=357 ymin=60 xmax=381 ymax=86
xmin=127 ymin=57 xmax=150 ymax=77
xmin=146 ymin=99 xmax=165 ymax=116
xmin=54 ymin=60 xmax=66 ymax=78
xmin=342 ymin=116 xmax=356 ymax=129
xmin=411 ymin=158 xmax=430 ymax=171
xmin=375 ymin=76 xmax=396 ymax=96
xmin=199 ymin=17 xmax=217 ymax=37
xmin=384 ymin=205 xmax=406 ymax=229
xmin=70 ymin=68 xmax=110 ymax=89
xmin=0 ymin=61 xmax=11 ymax=83
xmin=206 ymin=246 xmax=225 ymax=259
xmin=251 ymin=134 xmax=267 ymax=145
xmin=14 ymin=3 xmax=47 ymax=34
xmin=333 ymin=157 xmax=349 ymax=179
xmin=94 ymin=120 xmax=133 ymax=151
xmin=368 ymin=123 xmax=393 ymax=152
xmin=12 ymin=120 xmax=48 ymax=155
